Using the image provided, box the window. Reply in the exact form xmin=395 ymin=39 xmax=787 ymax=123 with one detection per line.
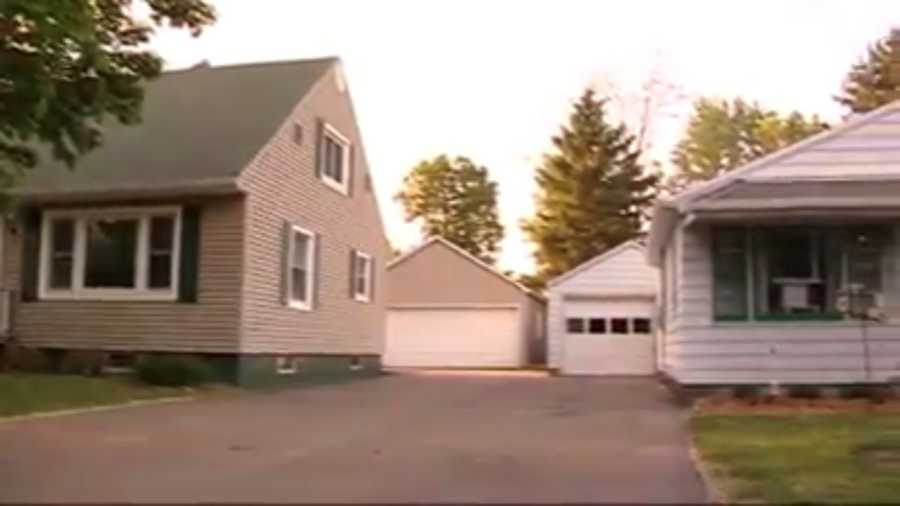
xmin=39 ymin=207 xmax=181 ymax=300
xmin=611 ymin=318 xmax=629 ymax=334
xmin=349 ymin=356 xmax=363 ymax=371
xmin=566 ymin=318 xmax=585 ymax=333
xmin=711 ymin=225 xmax=889 ymax=322
xmin=276 ymin=356 xmax=298 ymax=375
xmin=352 ymin=251 xmax=373 ymax=302
xmin=632 ymin=318 xmax=651 ymax=334
xmin=286 ymin=226 xmax=315 ymax=310
xmin=588 ymin=318 xmax=607 ymax=334
xmin=319 ymin=124 xmax=351 ymax=194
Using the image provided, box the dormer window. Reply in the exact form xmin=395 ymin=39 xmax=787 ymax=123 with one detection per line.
xmin=319 ymin=123 xmax=351 ymax=195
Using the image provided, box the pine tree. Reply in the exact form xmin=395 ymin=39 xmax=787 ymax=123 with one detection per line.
xmin=836 ymin=29 xmax=900 ymax=113
xmin=522 ymin=89 xmax=658 ymax=285
xmin=396 ymin=155 xmax=504 ymax=264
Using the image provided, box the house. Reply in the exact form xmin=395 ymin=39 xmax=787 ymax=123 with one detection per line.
xmin=647 ymin=100 xmax=900 ymax=386
xmin=384 ymin=237 xmax=545 ymax=368
xmin=546 ymin=241 xmax=658 ymax=375
xmin=3 ymin=57 xmax=389 ymax=384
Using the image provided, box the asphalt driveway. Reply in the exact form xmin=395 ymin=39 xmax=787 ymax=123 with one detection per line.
xmin=0 ymin=371 xmax=706 ymax=503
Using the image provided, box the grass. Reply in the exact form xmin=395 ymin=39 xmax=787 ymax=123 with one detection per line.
xmin=693 ymin=412 xmax=900 ymax=504
xmin=0 ymin=373 xmax=189 ymax=418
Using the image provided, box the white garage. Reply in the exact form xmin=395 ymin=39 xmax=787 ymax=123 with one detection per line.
xmin=384 ymin=306 xmax=524 ymax=367
xmin=547 ymin=241 xmax=659 ymax=376
xmin=385 ymin=237 xmax=546 ymax=369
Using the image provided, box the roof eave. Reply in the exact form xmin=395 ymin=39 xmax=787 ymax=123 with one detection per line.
xmin=11 ymin=177 xmax=243 ymax=205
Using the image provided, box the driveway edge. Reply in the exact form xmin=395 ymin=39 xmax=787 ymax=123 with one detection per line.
xmin=688 ymin=438 xmax=727 ymax=504
xmin=0 ymin=395 xmax=195 ymax=425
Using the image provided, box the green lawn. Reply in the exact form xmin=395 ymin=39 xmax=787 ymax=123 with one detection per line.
xmin=693 ymin=413 xmax=900 ymax=504
xmin=0 ymin=373 xmax=189 ymax=418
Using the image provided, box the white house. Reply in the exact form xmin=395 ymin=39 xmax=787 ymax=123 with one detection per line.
xmin=647 ymin=99 xmax=900 ymax=386
xmin=546 ymin=241 xmax=658 ymax=375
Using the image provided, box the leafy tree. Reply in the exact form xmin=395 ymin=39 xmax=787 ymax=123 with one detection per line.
xmin=395 ymin=155 xmax=504 ymax=264
xmin=667 ymin=98 xmax=827 ymax=190
xmin=522 ymin=89 xmax=658 ymax=285
xmin=836 ymin=29 xmax=900 ymax=113
xmin=0 ymin=0 xmax=216 ymax=188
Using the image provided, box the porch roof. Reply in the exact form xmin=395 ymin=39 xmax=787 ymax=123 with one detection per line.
xmin=692 ymin=179 xmax=900 ymax=212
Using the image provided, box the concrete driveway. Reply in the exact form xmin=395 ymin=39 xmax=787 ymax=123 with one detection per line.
xmin=0 ymin=372 xmax=706 ymax=503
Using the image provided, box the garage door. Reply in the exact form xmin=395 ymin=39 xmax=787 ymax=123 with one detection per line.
xmin=384 ymin=307 xmax=524 ymax=368
xmin=561 ymin=298 xmax=655 ymax=375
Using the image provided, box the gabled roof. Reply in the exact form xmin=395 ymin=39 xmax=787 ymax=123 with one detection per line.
xmin=15 ymin=57 xmax=337 ymax=201
xmin=387 ymin=236 xmax=544 ymax=302
xmin=547 ymin=240 xmax=645 ymax=288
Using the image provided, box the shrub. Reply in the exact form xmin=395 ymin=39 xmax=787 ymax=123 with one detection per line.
xmin=733 ymin=385 xmax=761 ymax=402
xmin=136 ymin=354 xmax=214 ymax=387
xmin=839 ymin=385 xmax=874 ymax=400
xmin=789 ymin=385 xmax=822 ymax=400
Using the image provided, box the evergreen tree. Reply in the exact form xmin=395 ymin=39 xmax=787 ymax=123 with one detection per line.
xmin=836 ymin=29 xmax=900 ymax=113
xmin=667 ymin=98 xmax=827 ymax=190
xmin=396 ymin=155 xmax=504 ymax=264
xmin=522 ymin=89 xmax=658 ymax=285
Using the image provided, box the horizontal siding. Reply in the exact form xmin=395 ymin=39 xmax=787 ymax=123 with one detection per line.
xmin=547 ymin=292 xmax=563 ymax=368
xmin=9 ymin=197 xmax=244 ymax=352
xmin=238 ymin=66 xmax=387 ymax=355
xmin=552 ymin=246 xmax=656 ymax=295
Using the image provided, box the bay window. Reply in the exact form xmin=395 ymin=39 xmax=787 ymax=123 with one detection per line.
xmin=712 ymin=225 xmax=890 ymax=322
xmin=39 ymin=207 xmax=181 ymax=300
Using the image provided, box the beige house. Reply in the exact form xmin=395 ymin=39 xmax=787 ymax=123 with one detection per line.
xmin=385 ymin=237 xmax=546 ymax=368
xmin=648 ymin=99 xmax=900 ymax=386
xmin=3 ymin=58 xmax=389 ymax=384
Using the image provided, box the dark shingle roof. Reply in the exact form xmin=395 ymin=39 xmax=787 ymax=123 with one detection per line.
xmin=16 ymin=57 xmax=336 ymax=200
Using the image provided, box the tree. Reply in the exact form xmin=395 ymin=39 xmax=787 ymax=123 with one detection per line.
xmin=667 ymin=98 xmax=827 ymax=190
xmin=395 ymin=155 xmax=504 ymax=264
xmin=522 ymin=89 xmax=658 ymax=285
xmin=836 ymin=29 xmax=900 ymax=113
xmin=0 ymin=0 xmax=216 ymax=188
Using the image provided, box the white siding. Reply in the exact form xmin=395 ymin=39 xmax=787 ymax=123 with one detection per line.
xmin=547 ymin=244 xmax=658 ymax=370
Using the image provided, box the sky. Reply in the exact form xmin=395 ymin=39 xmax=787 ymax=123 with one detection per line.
xmin=150 ymin=0 xmax=899 ymax=273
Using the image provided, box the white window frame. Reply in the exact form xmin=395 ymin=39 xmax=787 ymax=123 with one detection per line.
xmin=38 ymin=206 xmax=182 ymax=302
xmin=319 ymin=123 xmax=351 ymax=195
xmin=275 ymin=356 xmax=298 ymax=375
xmin=286 ymin=225 xmax=316 ymax=311
xmin=352 ymin=250 xmax=372 ymax=303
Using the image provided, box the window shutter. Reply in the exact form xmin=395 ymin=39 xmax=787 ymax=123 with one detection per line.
xmin=369 ymin=257 xmax=376 ymax=302
xmin=280 ymin=221 xmax=291 ymax=306
xmin=21 ymin=208 xmax=41 ymax=302
xmin=349 ymin=249 xmax=357 ymax=299
xmin=347 ymin=145 xmax=355 ymax=197
xmin=314 ymin=119 xmax=325 ymax=179
xmin=178 ymin=206 xmax=201 ymax=303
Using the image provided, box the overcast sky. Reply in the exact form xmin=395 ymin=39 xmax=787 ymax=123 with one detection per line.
xmin=151 ymin=0 xmax=898 ymax=273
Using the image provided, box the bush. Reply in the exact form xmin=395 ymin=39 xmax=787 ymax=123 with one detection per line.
xmin=136 ymin=354 xmax=214 ymax=387
xmin=789 ymin=385 xmax=822 ymax=400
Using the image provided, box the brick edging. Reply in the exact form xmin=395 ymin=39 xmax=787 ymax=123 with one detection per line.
xmin=0 ymin=395 xmax=195 ymax=424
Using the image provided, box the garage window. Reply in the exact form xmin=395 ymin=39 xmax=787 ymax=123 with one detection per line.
xmin=566 ymin=318 xmax=585 ymax=333
xmin=632 ymin=318 xmax=651 ymax=334
xmin=611 ymin=318 xmax=629 ymax=334
xmin=588 ymin=318 xmax=606 ymax=334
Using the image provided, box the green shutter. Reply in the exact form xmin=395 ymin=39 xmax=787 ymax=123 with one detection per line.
xmin=178 ymin=206 xmax=201 ymax=303
xmin=314 ymin=119 xmax=325 ymax=179
xmin=713 ymin=227 xmax=748 ymax=321
xmin=281 ymin=221 xmax=291 ymax=306
xmin=21 ymin=209 xmax=42 ymax=302
xmin=349 ymin=248 xmax=357 ymax=299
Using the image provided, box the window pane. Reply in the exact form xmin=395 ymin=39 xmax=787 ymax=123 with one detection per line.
xmin=632 ymin=318 xmax=651 ymax=334
xmin=713 ymin=227 xmax=748 ymax=320
xmin=566 ymin=318 xmax=584 ymax=333
xmin=292 ymin=232 xmax=310 ymax=267
xmin=84 ymin=219 xmax=137 ymax=288
xmin=51 ymin=219 xmax=74 ymax=254
xmin=291 ymin=267 xmax=307 ymax=302
xmin=323 ymin=135 xmax=344 ymax=183
xmin=50 ymin=257 xmax=73 ymax=289
xmin=611 ymin=318 xmax=629 ymax=334
xmin=150 ymin=216 xmax=175 ymax=251
xmin=588 ymin=318 xmax=606 ymax=334
xmin=148 ymin=254 xmax=172 ymax=289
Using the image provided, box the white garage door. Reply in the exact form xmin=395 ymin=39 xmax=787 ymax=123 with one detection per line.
xmin=384 ymin=307 xmax=524 ymax=368
xmin=561 ymin=298 xmax=655 ymax=375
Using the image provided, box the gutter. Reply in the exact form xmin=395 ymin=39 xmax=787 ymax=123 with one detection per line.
xmin=10 ymin=177 xmax=243 ymax=205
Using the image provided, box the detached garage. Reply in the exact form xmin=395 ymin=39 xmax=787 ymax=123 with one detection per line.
xmin=385 ymin=237 xmax=545 ymax=368
xmin=547 ymin=241 xmax=658 ymax=376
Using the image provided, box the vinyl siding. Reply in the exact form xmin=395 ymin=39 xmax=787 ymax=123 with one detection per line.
xmin=237 ymin=65 xmax=388 ymax=355
xmin=546 ymin=245 xmax=658 ymax=369
xmin=7 ymin=196 xmax=245 ymax=352
xmin=663 ymin=222 xmax=900 ymax=384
